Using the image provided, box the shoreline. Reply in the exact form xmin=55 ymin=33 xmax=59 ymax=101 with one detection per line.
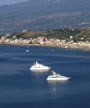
xmin=0 ymin=39 xmax=90 ymax=52
xmin=0 ymin=28 xmax=90 ymax=52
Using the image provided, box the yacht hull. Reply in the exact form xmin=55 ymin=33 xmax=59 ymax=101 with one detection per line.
xmin=47 ymin=77 xmax=70 ymax=81
xmin=30 ymin=67 xmax=51 ymax=71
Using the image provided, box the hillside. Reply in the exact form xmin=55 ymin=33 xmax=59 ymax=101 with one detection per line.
xmin=0 ymin=0 xmax=90 ymax=33
xmin=5 ymin=28 xmax=90 ymax=41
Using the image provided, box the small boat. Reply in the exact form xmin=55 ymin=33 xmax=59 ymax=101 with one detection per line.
xmin=51 ymin=49 xmax=54 ymax=52
xmin=26 ymin=49 xmax=30 ymax=52
xmin=47 ymin=71 xmax=70 ymax=81
xmin=30 ymin=61 xmax=51 ymax=71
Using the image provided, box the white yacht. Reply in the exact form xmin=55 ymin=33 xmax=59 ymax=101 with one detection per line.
xmin=47 ymin=71 xmax=70 ymax=81
xmin=30 ymin=61 xmax=51 ymax=71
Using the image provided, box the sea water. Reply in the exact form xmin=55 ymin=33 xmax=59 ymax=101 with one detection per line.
xmin=0 ymin=45 xmax=90 ymax=108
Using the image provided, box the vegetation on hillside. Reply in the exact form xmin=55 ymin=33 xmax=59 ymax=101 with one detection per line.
xmin=0 ymin=0 xmax=90 ymax=33
xmin=6 ymin=28 xmax=90 ymax=42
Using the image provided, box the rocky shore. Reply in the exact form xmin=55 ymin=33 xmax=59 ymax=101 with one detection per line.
xmin=0 ymin=36 xmax=90 ymax=52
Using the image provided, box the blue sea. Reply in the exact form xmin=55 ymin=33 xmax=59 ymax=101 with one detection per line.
xmin=0 ymin=45 xmax=90 ymax=108
xmin=0 ymin=0 xmax=28 ymax=6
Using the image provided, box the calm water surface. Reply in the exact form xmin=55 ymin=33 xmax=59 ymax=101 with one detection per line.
xmin=0 ymin=0 xmax=28 ymax=6
xmin=0 ymin=45 xmax=90 ymax=108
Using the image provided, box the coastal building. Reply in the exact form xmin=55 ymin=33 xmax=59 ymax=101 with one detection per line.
xmin=0 ymin=35 xmax=90 ymax=51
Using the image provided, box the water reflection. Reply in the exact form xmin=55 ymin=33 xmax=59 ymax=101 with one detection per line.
xmin=47 ymin=80 xmax=69 ymax=96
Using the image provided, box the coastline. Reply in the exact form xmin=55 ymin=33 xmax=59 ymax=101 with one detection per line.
xmin=0 ymin=37 xmax=90 ymax=52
